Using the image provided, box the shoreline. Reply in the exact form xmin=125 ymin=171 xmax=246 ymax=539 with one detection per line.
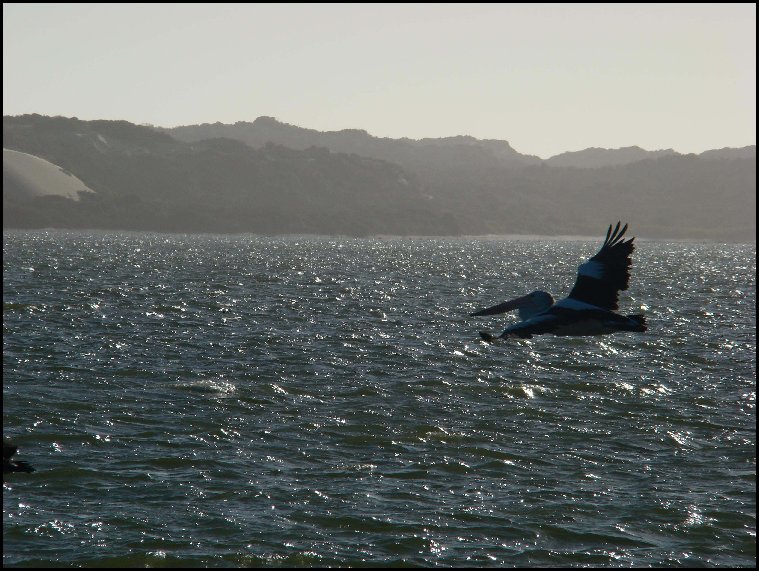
xmin=2 ymin=227 xmax=755 ymax=245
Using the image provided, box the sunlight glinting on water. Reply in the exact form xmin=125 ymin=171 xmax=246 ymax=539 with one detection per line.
xmin=3 ymin=231 xmax=756 ymax=567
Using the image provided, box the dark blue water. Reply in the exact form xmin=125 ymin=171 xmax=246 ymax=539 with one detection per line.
xmin=3 ymin=230 xmax=756 ymax=567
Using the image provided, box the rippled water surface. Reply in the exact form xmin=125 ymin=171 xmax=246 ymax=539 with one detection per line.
xmin=3 ymin=230 xmax=756 ymax=567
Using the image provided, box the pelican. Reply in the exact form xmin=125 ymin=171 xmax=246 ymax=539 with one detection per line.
xmin=471 ymin=222 xmax=647 ymax=340
xmin=3 ymin=437 xmax=35 ymax=474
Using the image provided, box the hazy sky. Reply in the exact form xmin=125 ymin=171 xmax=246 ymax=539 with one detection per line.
xmin=3 ymin=3 xmax=756 ymax=158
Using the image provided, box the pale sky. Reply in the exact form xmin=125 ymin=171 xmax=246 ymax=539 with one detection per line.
xmin=3 ymin=3 xmax=756 ymax=158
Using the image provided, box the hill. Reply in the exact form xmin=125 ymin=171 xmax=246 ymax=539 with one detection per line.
xmin=166 ymin=117 xmax=756 ymax=241
xmin=3 ymin=114 xmax=452 ymax=236
xmin=3 ymin=114 xmax=756 ymax=241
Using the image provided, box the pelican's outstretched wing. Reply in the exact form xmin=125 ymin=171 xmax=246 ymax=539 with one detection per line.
xmin=566 ymin=222 xmax=635 ymax=311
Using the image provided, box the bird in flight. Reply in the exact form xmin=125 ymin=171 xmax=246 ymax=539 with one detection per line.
xmin=470 ymin=222 xmax=647 ymax=341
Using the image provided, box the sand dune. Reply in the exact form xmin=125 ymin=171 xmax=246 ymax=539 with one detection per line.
xmin=3 ymin=148 xmax=94 ymax=201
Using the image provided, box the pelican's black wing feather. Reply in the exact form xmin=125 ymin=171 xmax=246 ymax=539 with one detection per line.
xmin=566 ymin=222 xmax=635 ymax=310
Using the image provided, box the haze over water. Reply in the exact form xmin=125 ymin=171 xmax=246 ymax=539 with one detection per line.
xmin=3 ymin=230 xmax=756 ymax=567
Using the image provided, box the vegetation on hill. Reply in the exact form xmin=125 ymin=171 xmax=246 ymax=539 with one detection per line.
xmin=3 ymin=114 xmax=755 ymax=241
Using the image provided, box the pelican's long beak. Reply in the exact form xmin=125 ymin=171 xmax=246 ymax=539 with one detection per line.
xmin=470 ymin=294 xmax=532 ymax=317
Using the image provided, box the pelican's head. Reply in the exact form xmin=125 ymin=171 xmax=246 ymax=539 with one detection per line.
xmin=510 ymin=290 xmax=555 ymax=319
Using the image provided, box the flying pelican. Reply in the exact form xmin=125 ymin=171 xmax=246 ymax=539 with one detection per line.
xmin=471 ymin=222 xmax=647 ymax=341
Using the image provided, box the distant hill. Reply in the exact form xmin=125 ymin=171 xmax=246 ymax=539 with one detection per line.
xmin=166 ymin=117 xmax=756 ymax=170
xmin=3 ymin=114 xmax=452 ymax=235
xmin=698 ymin=146 xmax=756 ymax=161
xmin=546 ymin=145 xmax=756 ymax=168
xmin=166 ymin=116 xmax=545 ymax=175
xmin=164 ymin=117 xmax=756 ymax=241
xmin=3 ymin=114 xmax=756 ymax=241
xmin=545 ymin=146 xmax=678 ymax=168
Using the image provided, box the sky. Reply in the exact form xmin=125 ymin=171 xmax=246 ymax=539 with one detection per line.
xmin=3 ymin=3 xmax=756 ymax=159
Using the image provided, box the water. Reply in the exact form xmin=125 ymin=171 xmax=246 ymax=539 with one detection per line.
xmin=3 ymin=230 xmax=755 ymax=567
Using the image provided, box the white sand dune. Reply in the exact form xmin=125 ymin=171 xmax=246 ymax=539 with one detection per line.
xmin=3 ymin=148 xmax=95 ymax=201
